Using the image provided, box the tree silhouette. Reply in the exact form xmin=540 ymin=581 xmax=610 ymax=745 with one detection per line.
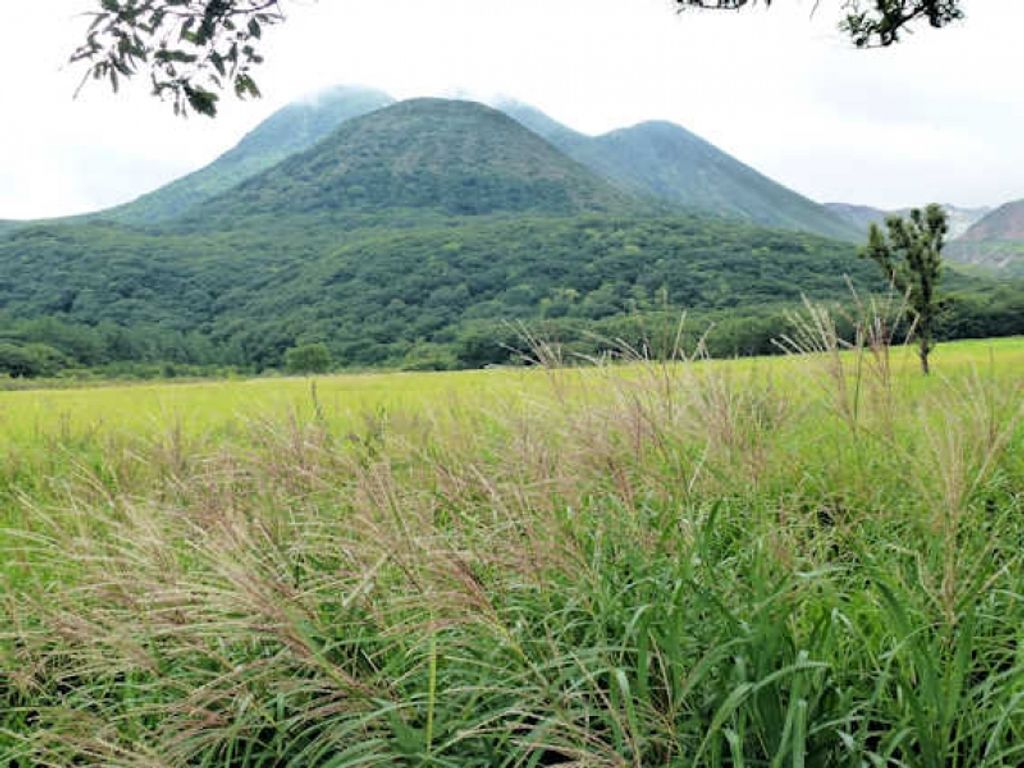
xmin=73 ymin=0 xmax=967 ymax=117
xmin=677 ymin=1 xmax=964 ymax=47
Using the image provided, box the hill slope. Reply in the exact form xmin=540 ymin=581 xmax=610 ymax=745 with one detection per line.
xmin=823 ymin=203 xmax=891 ymax=233
xmin=501 ymin=102 xmax=860 ymax=241
xmin=957 ymin=200 xmax=1024 ymax=242
xmin=946 ymin=200 xmax=1024 ymax=273
xmin=826 ymin=202 xmax=990 ymax=239
xmin=192 ymin=99 xmax=638 ymax=222
xmin=105 ymin=86 xmax=395 ymax=224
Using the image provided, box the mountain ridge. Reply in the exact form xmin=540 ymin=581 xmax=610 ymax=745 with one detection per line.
xmin=499 ymin=101 xmax=861 ymax=241
xmin=189 ymin=98 xmax=640 ymax=223
xmin=2 ymin=88 xmax=899 ymax=242
xmin=4 ymin=87 xmax=1015 ymax=252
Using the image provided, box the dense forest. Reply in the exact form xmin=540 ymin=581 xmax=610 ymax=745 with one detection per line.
xmin=2 ymin=212 xmax=1023 ymax=378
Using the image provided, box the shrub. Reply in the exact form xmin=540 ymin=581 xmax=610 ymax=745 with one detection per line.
xmin=0 ymin=342 xmax=67 ymax=377
xmin=284 ymin=342 xmax=333 ymax=374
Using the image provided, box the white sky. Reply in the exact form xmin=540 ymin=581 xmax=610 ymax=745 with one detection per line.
xmin=3 ymin=0 xmax=1022 ymax=220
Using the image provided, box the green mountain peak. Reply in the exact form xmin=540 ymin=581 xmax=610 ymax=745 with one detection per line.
xmin=195 ymin=98 xmax=637 ymax=220
xmin=500 ymin=102 xmax=861 ymax=241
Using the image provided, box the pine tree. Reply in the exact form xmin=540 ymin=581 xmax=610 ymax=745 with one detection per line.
xmin=862 ymin=204 xmax=947 ymax=374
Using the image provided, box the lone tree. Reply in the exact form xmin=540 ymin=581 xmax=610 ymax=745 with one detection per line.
xmin=285 ymin=342 xmax=332 ymax=375
xmin=861 ymin=204 xmax=948 ymax=375
xmin=73 ymin=0 xmax=967 ymax=117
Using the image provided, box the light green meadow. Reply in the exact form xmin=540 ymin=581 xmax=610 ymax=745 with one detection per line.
xmin=2 ymin=335 xmax=1024 ymax=767
xmin=2 ymin=336 xmax=1020 ymax=450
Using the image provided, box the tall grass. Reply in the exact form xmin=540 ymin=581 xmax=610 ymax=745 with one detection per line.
xmin=2 ymin=329 xmax=1023 ymax=765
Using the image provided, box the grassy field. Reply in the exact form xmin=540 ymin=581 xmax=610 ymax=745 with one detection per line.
xmin=2 ymin=330 xmax=1024 ymax=766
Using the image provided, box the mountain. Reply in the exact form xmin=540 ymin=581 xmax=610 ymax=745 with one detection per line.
xmin=3 ymin=91 xmax=1021 ymax=379
xmin=826 ymin=202 xmax=990 ymax=239
xmin=105 ymin=85 xmax=395 ymax=224
xmin=947 ymin=199 xmax=1024 ymax=272
xmin=500 ymin=102 xmax=860 ymax=241
xmin=957 ymin=199 xmax=1024 ymax=242
xmin=192 ymin=99 xmax=637 ymax=222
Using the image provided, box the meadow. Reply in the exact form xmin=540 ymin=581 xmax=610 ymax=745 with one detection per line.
xmin=2 ymin=321 xmax=1024 ymax=766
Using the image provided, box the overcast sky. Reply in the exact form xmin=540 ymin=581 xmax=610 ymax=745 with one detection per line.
xmin=3 ymin=0 xmax=1022 ymax=220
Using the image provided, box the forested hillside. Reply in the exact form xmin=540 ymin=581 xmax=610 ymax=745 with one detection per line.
xmin=3 ymin=208 xmax=1023 ymax=378
xmin=1 ymin=93 xmax=1022 ymax=379
xmin=0 ymin=214 xmax=876 ymax=373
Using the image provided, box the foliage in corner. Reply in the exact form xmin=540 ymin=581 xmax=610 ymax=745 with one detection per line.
xmin=71 ymin=0 xmax=286 ymax=117
xmin=73 ymin=1 xmax=969 ymax=117
xmin=677 ymin=0 xmax=965 ymax=47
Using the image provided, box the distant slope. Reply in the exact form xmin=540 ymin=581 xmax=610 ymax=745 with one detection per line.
xmin=826 ymin=202 xmax=990 ymax=239
xmin=105 ymin=86 xmax=395 ymax=224
xmin=193 ymin=99 xmax=638 ymax=223
xmin=824 ymin=203 xmax=890 ymax=233
xmin=944 ymin=206 xmax=992 ymax=238
xmin=497 ymin=102 xmax=592 ymax=154
xmin=957 ymin=199 xmax=1024 ymax=242
xmin=500 ymin=101 xmax=860 ymax=241
xmin=947 ymin=199 xmax=1024 ymax=272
